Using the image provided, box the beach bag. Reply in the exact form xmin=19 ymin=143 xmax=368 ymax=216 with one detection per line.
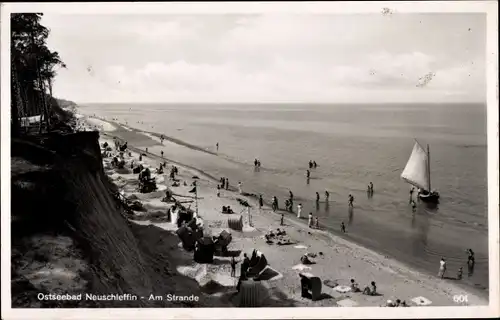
xmin=228 ymin=215 xmax=243 ymax=231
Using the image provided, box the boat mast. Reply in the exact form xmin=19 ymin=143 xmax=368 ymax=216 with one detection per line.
xmin=427 ymin=144 xmax=431 ymax=191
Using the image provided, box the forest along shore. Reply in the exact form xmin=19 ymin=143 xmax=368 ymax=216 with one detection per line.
xmin=82 ymin=113 xmax=488 ymax=307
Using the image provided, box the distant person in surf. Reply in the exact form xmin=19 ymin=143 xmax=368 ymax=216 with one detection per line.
xmin=369 ymin=182 xmax=374 ymax=193
xmin=313 ymin=161 xmax=317 ymax=168
xmin=409 ymin=187 xmax=415 ymax=203
xmin=309 ymin=160 xmax=313 ymax=169
xmin=257 ymin=160 xmax=261 ymax=167
xmin=161 ymin=150 xmax=164 ymax=158
xmin=220 ymin=177 xmax=226 ymax=189
xmin=438 ymin=257 xmax=447 ymax=278
xmin=411 ymin=200 xmax=417 ymax=213
xmin=225 ymin=178 xmax=229 ymax=190
xmin=466 ymin=249 xmax=475 ymax=276
xmin=216 ymin=142 xmax=219 ymax=152
xmin=457 ymin=267 xmax=463 ymax=280
xmin=308 ymin=212 xmax=313 ymax=228
xmin=289 ymin=190 xmax=294 ymax=202
xmin=145 ymin=147 xmax=148 ymax=153
xmin=259 ymin=195 xmax=264 ymax=209
xmin=341 ymin=221 xmax=346 ymax=233
xmin=315 ymin=216 xmax=319 ymax=229
xmin=238 ymin=181 xmax=243 ymax=194
xmin=348 ymin=194 xmax=354 ymax=207
xmin=306 ymin=169 xmax=311 ymax=179
xmin=325 ymin=190 xmax=330 ymax=202
xmin=160 ymin=135 xmax=164 ymax=144
xmin=297 ymin=203 xmax=303 ymax=218
xmin=316 ymin=192 xmax=320 ymax=202
xmin=217 ymin=184 xmax=221 ymax=197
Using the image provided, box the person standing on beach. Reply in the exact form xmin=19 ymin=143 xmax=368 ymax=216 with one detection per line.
xmin=348 ymin=194 xmax=354 ymax=207
xmin=438 ymin=257 xmax=447 ymax=278
xmin=308 ymin=213 xmax=313 ymax=228
xmin=225 ymin=178 xmax=229 ymax=190
xmin=238 ymin=181 xmax=243 ymax=194
xmin=315 ymin=216 xmax=319 ymax=229
xmin=297 ymin=203 xmax=303 ymax=218
xmin=316 ymin=192 xmax=320 ymax=202
xmin=216 ymin=142 xmax=219 ymax=152
xmin=411 ymin=200 xmax=417 ymax=213
xmin=217 ymin=184 xmax=221 ymax=197
xmin=230 ymin=256 xmax=237 ymax=277
xmin=280 ymin=213 xmax=284 ymax=226
xmin=259 ymin=195 xmax=264 ymax=209
xmin=161 ymin=150 xmax=164 ymax=158
xmin=325 ymin=190 xmax=329 ymax=202
xmin=272 ymin=196 xmax=278 ymax=212
xmin=341 ymin=221 xmax=346 ymax=233
xmin=409 ymin=187 xmax=415 ymax=203
xmin=221 ymin=177 xmax=226 ymax=189
xmin=289 ymin=190 xmax=294 ymax=202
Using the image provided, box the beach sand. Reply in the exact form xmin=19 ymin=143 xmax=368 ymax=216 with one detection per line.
xmin=86 ymin=114 xmax=487 ymax=307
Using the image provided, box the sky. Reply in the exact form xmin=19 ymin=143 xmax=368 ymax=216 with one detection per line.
xmin=41 ymin=13 xmax=486 ymax=104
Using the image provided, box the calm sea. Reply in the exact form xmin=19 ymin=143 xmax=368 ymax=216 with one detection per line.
xmin=80 ymin=103 xmax=489 ymax=294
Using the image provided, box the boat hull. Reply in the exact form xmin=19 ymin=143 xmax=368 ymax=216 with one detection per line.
xmin=418 ymin=191 xmax=440 ymax=203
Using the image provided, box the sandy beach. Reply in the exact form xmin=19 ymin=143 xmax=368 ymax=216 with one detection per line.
xmin=83 ymin=113 xmax=488 ymax=307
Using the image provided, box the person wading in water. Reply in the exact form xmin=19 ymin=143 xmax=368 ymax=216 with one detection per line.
xmin=325 ymin=190 xmax=329 ymax=202
xmin=341 ymin=221 xmax=346 ymax=233
xmin=348 ymin=194 xmax=354 ymax=207
xmin=259 ymin=195 xmax=264 ymax=209
xmin=316 ymin=192 xmax=320 ymax=202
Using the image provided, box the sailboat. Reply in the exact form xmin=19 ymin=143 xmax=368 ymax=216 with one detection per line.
xmin=401 ymin=140 xmax=440 ymax=203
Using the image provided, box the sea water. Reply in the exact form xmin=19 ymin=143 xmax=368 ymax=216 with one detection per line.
xmin=80 ymin=102 xmax=489 ymax=294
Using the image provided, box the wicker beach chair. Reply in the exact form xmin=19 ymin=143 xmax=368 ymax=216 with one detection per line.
xmin=228 ymin=215 xmax=243 ymax=231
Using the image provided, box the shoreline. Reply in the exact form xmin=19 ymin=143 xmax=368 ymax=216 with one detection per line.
xmin=83 ymin=113 xmax=488 ymax=306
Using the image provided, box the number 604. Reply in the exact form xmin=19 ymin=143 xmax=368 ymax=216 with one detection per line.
xmin=453 ymin=295 xmax=468 ymax=303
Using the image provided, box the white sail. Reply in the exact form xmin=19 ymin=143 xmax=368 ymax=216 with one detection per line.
xmin=401 ymin=142 xmax=430 ymax=191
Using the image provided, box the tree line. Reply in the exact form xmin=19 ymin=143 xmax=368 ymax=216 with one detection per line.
xmin=11 ymin=13 xmax=66 ymax=136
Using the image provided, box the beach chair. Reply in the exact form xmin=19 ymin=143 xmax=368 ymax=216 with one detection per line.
xmin=299 ymin=272 xmax=322 ymax=301
xmin=194 ymin=237 xmax=215 ymax=263
xmin=176 ymin=226 xmax=196 ymax=251
xmin=238 ymin=280 xmax=267 ymax=307
xmin=228 ymin=215 xmax=243 ymax=231
xmin=247 ymin=250 xmax=268 ymax=277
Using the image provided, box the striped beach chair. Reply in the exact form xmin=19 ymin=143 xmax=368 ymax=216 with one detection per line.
xmin=238 ymin=280 xmax=267 ymax=307
xmin=228 ymin=215 xmax=243 ymax=231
